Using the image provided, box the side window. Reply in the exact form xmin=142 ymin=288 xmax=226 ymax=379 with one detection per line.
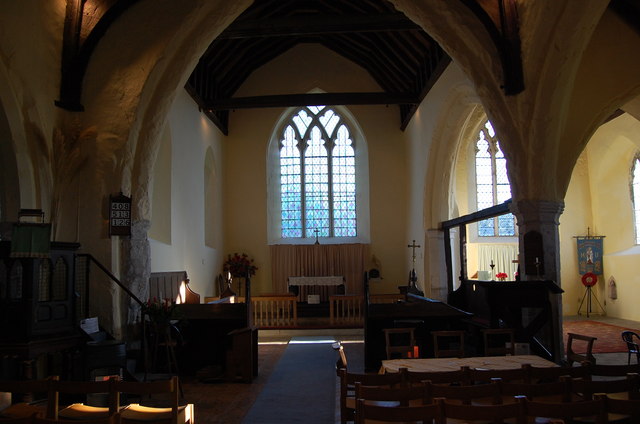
xmin=631 ymin=154 xmax=640 ymax=244
xmin=474 ymin=120 xmax=516 ymax=237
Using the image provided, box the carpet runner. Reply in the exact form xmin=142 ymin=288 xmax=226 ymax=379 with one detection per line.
xmin=242 ymin=336 xmax=337 ymax=423
xmin=563 ymin=320 xmax=640 ymax=353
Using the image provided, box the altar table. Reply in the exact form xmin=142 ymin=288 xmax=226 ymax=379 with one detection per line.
xmin=381 ymin=354 xmax=557 ymax=374
xmin=287 ymin=276 xmax=344 ymax=302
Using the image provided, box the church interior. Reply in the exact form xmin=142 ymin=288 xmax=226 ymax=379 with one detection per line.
xmin=1 ymin=0 xmax=640 ymax=422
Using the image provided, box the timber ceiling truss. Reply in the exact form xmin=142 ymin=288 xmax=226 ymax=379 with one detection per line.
xmin=54 ymin=0 xmax=640 ymax=135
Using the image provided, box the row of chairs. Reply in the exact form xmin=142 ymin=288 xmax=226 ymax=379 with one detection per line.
xmin=352 ymin=375 xmax=640 ymax=423
xmin=355 ymin=393 xmax=638 ymax=424
xmin=0 ymin=376 xmax=193 ymax=424
xmin=338 ymin=363 xmax=640 ymax=423
xmin=383 ymin=328 xmax=518 ymax=359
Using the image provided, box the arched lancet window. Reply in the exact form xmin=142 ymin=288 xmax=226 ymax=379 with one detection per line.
xmin=279 ymin=106 xmax=356 ymax=239
xmin=631 ymin=154 xmax=640 ymax=244
xmin=474 ymin=120 xmax=516 ymax=237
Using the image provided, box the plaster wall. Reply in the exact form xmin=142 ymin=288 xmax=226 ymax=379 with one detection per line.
xmin=580 ymin=114 xmax=640 ymax=320
xmin=148 ymin=90 xmax=225 ymax=298
xmin=225 ymin=44 xmax=408 ymax=295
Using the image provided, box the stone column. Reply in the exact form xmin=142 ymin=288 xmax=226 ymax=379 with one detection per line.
xmin=511 ymin=200 xmax=565 ymax=283
xmin=120 ymin=219 xmax=151 ymax=333
xmin=511 ymin=199 xmax=565 ymax=362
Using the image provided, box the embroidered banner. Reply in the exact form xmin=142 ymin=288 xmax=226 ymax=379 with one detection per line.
xmin=576 ymin=237 xmax=604 ymax=275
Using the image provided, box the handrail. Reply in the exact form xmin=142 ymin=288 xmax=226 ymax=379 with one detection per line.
xmin=77 ymin=253 xmax=144 ymax=307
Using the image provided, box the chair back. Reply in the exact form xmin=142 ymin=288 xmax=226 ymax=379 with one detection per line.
xmin=603 ymin=395 xmax=640 ymax=421
xmin=339 ymin=369 xmax=407 ymax=424
xmin=494 ymin=376 xmax=574 ymax=403
xmin=519 ymin=393 xmax=607 ymax=424
xmin=354 ymin=382 xmax=426 ymax=406
xmin=354 ymin=398 xmax=441 ymax=424
xmin=435 ymin=396 xmax=525 ymax=423
xmin=521 ymin=363 xmax=588 ymax=383
xmin=482 ymin=328 xmax=515 ymax=356
xmin=431 ymin=331 xmax=465 ymax=358
xmin=586 ymin=362 xmax=640 ymax=377
xmin=424 ymin=379 xmax=502 ymax=405
xmin=572 ymin=373 xmax=640 ymax=400
xmin=566 ymin=332 xmax=597 ymax=365
xmin=405 ymin=366 xmax=471 ymax=386
xmin=622 ymin=331 xmax=640 ymax=364
xmin=32 ymin=415 xmax=121 ymax=424
xmin=383 ymin=328 xmax=416 ymax=359
xmin=112 ymin=377 xmax=180 ymax=424
xmin=470 ymin=367 xmax=526 ymax=383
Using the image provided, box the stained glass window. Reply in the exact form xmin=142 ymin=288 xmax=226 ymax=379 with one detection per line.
xmin=280 ymin=106 xmax=356 ymax=239
xmin=631 ymin=155 xmax=640 ymax=244
xmin=475 ymin=121 xmax=516 ymax=236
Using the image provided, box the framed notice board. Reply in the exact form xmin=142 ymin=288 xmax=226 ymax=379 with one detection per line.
xmin=109 ymin=193 xmax=131 ymax=236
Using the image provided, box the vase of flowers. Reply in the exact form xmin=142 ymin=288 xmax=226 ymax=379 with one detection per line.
xmin=496 ymin=272 xmax=508 ymax=281
xmin=223 ymin=252 xmax=258 ymax=278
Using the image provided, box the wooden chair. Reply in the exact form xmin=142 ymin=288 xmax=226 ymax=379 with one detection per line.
xmin=113 ymin=377 xmax=193 ymax=424
xmin=405 ymin=366 xmax=471 ymax=386
xmin=481 ymin=328 xmax=515 ymax=356
xmin=354 ymin=398 xmax=441 ymax=424
xmin=424 ymin=379 xmax=502 ymax=406
xmin=0 ymin=378 xmax=54 ymax=419
xmin=493 ymin=376 xmax=575 ymax=403
xmin=383 ymin=328 xmax=416 ymax=359
xmin=518 ymin=394 xmax=608 ymax=424
xmin=585 ymin=362 xmax=640 ymax=377
xmin=354 ymin=382 xmax=427 ymax=407
xmin=521 ymin=363 xmax=589 ymax=384
xmin=338 ymin=368 xmax=407 ymax=424
xmin=435 ymin=396 xmax=526 ymax=423
xmin=566 ymin=332 xmax=597 ymax=366
xmin=622 ymin=330 xmax=640 ymax=365
xmin=603 ymin=394 xmax=640 ymax=423
xmin=469 ymin=367 xmax=526 ymax=384
xmin=50 ymin=378 xmax=119 ymax=421
xmin=572 ymin=373 xmax=640 ymax=401
xmin=431 ymin=330 xmax=465 ymax=358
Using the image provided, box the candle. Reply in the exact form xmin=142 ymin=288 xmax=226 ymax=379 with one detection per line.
xmin=413 ymin=346 xmax=419 ymax=358
xmin=535 ymin=257 xmax=539 ymax=264
xmin=490 ymin=260 xmax=494 ymax=267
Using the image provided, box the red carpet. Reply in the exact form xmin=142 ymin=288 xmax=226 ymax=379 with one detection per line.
xmin=563 ymin=320 xmax=639 ymax=353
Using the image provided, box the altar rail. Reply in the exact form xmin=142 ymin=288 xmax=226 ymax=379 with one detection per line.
xmin=252 ymin=294 xmax=298 ymax=328
xmin=329 ymin=294 xmax=406 ymax=324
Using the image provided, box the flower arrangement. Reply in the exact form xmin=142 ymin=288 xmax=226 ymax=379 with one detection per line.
xmin=496 ymin=272 xmax=508 ymax=281
xmin=223 ymin=252 xmax=258 ymax=278
xmin=143 ymin=297 xmax=178 ymax=325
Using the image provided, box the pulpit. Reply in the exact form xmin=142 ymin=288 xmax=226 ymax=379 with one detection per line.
xmin=448 ymin=279 xmax=564 ymax=361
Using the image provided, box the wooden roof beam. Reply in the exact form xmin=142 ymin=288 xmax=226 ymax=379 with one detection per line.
xmin=205 ymin=92 xmax=419 ymax=111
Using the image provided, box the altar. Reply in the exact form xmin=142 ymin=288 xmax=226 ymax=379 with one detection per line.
xmin=287 ymin=276 xmax=345 ymax=302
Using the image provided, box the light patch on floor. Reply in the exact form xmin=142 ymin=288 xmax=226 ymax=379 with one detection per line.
xmin=289 ymin=336 xmax=337 ymax=344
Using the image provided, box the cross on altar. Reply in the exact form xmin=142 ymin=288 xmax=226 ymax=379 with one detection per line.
xmin=314 ymin=228 xmax=320 ymax=245
xmin=408 ymin=240 xmax=421 ymax=265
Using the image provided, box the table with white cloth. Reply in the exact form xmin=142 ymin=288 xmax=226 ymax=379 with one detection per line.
xmin=381 ymin=354 xmax=557 ymax=374
xmin=287 ymin=276 xmax=344 ymax=302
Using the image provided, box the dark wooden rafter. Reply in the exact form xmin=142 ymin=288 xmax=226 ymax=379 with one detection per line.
xmin=458 ymin=0 xmax=524 ymax=95
xmin=217 ymin=13 xmax=422 ymax=39
xmin=56 ymin=0 xmax=139 ymax=111
xmin=205 ymin=92 xmax=420 ymax=111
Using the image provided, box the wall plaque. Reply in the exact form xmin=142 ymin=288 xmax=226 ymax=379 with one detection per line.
xmin=109 ymin=193 xmax=131 ymax=236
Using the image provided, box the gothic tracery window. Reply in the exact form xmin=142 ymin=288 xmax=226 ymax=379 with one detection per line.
xmin=280 ymin=106 xmax=356 ymax=239
xmin=474 ymin=120 xmax=516 ymax=237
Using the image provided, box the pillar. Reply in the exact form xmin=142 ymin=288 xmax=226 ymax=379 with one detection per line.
xmin=511 ymin=199 xmax=565 ymax=362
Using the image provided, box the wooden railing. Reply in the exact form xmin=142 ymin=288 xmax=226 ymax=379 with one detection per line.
xmin=252 ymin=294 xmax=298 ymax=328
xmin=330 ymin=293 xmax=406 ymax=324
xmin=329 ymin=295 xmax=364 ymax=324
